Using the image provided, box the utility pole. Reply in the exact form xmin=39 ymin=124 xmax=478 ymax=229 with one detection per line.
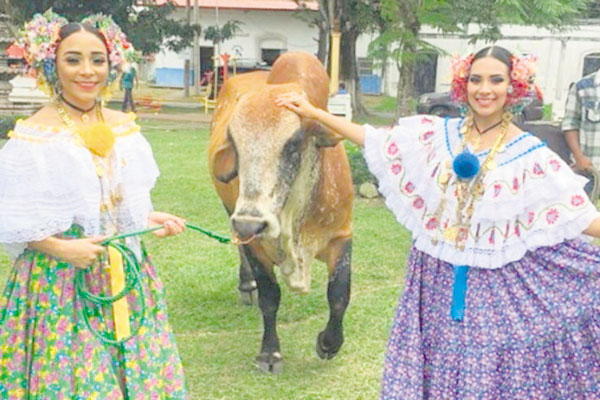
xmin=214 ymin=0 xmax=220 ymax=99
xmin=329 ymin=18 xmax=341 ymax=95
xmin=184 ymin=0 xmax=191 ymax=97
xmin=193 ymin=0 xmax=200 ymax=95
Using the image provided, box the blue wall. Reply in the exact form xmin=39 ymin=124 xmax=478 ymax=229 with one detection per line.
xmin=359 ymin=75 xmax=381 ymax=95
xmin=155 ymin=68 xmax=194 ymax=87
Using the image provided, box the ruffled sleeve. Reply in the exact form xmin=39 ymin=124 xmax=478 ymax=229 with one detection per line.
xmin=363 ymin=116 xmax=600 ymax=269
xmin=460 ymin=139 xmax=600 ymax=267
xmin=0 ymin=118 xmax=159 ymax=259
xmin=363 ymin=114 xmax=449 ymax=238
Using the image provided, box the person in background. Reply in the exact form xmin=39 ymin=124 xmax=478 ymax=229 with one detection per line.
xmin=563 ymin=72 xmax=600 ymax=172
xmin=199 ymin=68 xmax=214 ymax=87
xmin=0 ymin=11 xmax=187 ymax=398
xmin=120 ymin=61 xmax=138 ymax=113
xmin=277 ymin=45 xmax=600 ymax=399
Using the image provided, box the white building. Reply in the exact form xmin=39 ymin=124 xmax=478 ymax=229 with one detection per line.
xmin=150 ymin=0 xmax=320 ymax=86
xmin=149 ymin=0 xmax=600 ymax=119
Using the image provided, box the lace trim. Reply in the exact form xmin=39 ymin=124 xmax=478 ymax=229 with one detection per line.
xmin=8 ymin=121 xmax=141 ymax=143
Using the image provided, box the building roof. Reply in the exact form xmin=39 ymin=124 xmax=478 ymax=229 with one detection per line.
xmin=152 ymin=0 xmax=318 ymax=11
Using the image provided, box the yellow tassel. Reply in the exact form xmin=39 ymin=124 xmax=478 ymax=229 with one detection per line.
xmin=107 ymin=246 xmax=131 ymax=341
xmin=78 ymin=123 xmax=115 ymax=157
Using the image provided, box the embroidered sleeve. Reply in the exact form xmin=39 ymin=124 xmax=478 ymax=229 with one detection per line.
xmin=363 ymin=115 xmax=449 ymax=237
xmin=0 ymin=122 xmax=159 ymax=258
xmin=363 ymin=118 xmax=599 ymax=269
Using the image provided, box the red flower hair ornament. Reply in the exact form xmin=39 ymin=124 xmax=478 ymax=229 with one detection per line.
xmin=450 ymin=52 xmax=540 ymax=113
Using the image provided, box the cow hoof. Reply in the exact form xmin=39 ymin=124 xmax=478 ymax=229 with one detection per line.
xmin=316 ymin=331 xmax=343 ymax=360
xmin=255 ymin=352 xmax=283 ymax=374
xmin=239 ymin=287 xmax=258 ymax=306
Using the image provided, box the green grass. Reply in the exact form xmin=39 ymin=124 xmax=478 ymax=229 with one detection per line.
xmin=543 ymin=104 xmax=553 ymax=121
xmin=0 ymin=120 xmax=411 ymax=399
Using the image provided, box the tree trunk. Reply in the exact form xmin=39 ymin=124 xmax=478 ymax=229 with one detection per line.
xmin=317 ymin=21 xmax=328 ymax=65
xmin=340 ymin=27 xmax=368 ymax=117
xmin=394 ymin=3 xmax=420 ymax=119
xmin=396 ymin=45 xmax=416 ymax=118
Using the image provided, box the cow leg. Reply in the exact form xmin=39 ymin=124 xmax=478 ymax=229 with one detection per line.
xmin=241 ymin=245 xmax=283 ymax=373
xmin=237 ymin=246 xmax=258 ymax=305
xmin=317 ymin=238 xmax=351 ymax=360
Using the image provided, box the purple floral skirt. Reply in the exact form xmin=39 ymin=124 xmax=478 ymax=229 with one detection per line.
xmin=381 ymin=239 xmax=600 ymax=400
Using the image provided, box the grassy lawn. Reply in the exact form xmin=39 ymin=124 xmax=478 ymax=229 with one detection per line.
xmin=0 ymin=120 xmax=411 ymax=399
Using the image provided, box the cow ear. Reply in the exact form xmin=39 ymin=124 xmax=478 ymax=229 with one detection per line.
xmin=304 ymin=119 xmax=343 ymax=147
xmin=213 ymin=142 xmax=238 ymax=183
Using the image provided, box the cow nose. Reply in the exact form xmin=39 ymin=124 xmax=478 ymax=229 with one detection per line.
xmin=231 ymin=217 xmax=268 ymax=240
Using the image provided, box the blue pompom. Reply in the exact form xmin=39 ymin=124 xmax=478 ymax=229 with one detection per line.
xmin=453 ymin=151 xmax=480 ymax=180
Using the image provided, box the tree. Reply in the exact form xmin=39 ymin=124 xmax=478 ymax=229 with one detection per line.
xmin=203 ymin=20 xmax=243 ymax=47
xmin=372 ymin=0 xmax=591 ymax=117
xmin=296 ymin=0 xmax=381 ymax=117
xmin=4 ymin=0 xmax=200 ymax=55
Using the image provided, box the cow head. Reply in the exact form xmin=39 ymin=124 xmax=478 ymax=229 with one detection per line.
xmin=213 ymin=83 xmax=336 ymax=243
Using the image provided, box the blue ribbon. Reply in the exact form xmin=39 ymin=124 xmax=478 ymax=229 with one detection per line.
xmin=451 ymin=265 xmax=469 ymax=321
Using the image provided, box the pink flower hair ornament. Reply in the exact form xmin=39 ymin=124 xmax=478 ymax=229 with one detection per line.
xmin=16 ymin=9 xmax=139 ymax=99
xmin=449 ymin=52 xmax=540 ymax=114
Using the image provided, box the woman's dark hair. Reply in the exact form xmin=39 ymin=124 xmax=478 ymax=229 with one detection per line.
xmin=472 ymin=46 xmax=512 ymax=71
xmin=57 ymin=22 xmax=109 ymax=56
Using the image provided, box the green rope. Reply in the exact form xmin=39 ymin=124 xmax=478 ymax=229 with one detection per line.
xmin=77 ymin=221 xmax=230 ymax=346
xmin=76 ymin=242 xmax=146 ymax=346
xmin=101 ymin=222 xmax=231 ymax=244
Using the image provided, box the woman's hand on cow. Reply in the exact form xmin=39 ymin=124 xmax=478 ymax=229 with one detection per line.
xmin=276 ymin=91 xmax=366 ymax=146
xmin=148 ymin=211 xmax=186 ymax=238
xmin=275 ymin=92 xmax=319 ymax=119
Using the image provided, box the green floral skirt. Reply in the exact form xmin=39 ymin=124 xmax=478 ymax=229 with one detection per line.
xmin=0 ymin=227 xmax=187 ymax=399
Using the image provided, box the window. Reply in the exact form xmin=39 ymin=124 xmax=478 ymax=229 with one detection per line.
xmin=358 ymin=58 xmax=374 ymax=76
xmin=261 ymin=48 xmax=285 ymax=66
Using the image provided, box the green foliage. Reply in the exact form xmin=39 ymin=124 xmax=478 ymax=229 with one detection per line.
xmin=345 ymin=141 xmax=377 ymax=186
xmin=0 ymin=114 xmax=27 ymax=139
xmin=203 ymin=20 xmax=243 ymax=45
xmin=5 ymin=0 xmax=199 ymax=55
xmin=127 ymin=3 xmax=201 ymax=55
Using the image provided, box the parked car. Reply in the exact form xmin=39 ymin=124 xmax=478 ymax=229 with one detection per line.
xmin=416 ymin=91 xmax=544 ymax=121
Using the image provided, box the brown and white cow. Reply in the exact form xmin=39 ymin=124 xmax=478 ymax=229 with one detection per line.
xmin=208 ymin=52 xmax=354 ymax=372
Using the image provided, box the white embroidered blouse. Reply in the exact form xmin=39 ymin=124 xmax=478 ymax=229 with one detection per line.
xmin=0 ymin=114 xmax=159 ymax=259
xmin=363 ymin=115 xmax=600 ymax=269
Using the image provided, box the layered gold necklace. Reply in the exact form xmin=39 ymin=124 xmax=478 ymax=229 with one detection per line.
xmin=433 ymin=111 xmax=512 ymax=250
xmin=56 ymin=98 xmax=115 ymax=158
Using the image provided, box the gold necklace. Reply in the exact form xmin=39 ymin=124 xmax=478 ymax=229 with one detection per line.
xmin=433 ymin=111 xmax=512 ymax=250
xmin=56 ymin=99 xmax=115 ymax=158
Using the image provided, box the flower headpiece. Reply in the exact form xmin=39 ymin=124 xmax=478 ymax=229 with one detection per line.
xmin=17 ymin=9 xmax=138 ymax=99
xmin=18 ymin=9 xmax=67 ymax=96
xmin=449 ymin=51 xmax=539 ymax=113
